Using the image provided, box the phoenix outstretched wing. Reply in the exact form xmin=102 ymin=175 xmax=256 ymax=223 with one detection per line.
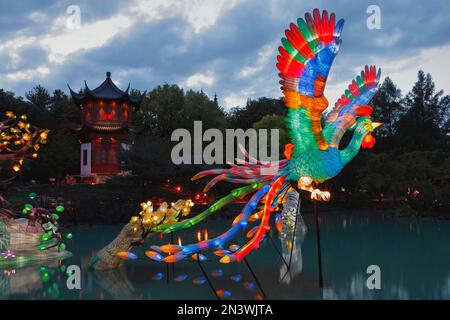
xmin=277 ymin=9 xmax=344 ymax=153
xmin=323 ymin=65 xmax=381 ymax=148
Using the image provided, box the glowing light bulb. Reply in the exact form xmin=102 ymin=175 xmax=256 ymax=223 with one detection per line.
xmin=321 ymin=191 xmax=331 ymax=201
xmin=40 ymin=132 xmax=48 ymax=140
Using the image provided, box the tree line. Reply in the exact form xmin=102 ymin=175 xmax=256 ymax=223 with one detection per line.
xmin=334 ymin=71 xmax=449 ymax=214
xmin=0 ymin=70 xmax=448 ymax=214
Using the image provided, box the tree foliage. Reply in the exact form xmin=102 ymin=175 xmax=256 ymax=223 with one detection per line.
xmin=227 ymin=97 xmax=286 ymax=129
xmin=252 ymin=114 xmax=289 ymax=154
xmin=0 ymin=70 xmax=448 ymax=214
xmin=370 ymin=77 xmax=404 ymax=139
xmin=395 ymin=71 xmax=449 ymax=151
xmin=136 ymin=84 xmax=226 ymax=137
xmin=352 ymin=71 xmax=450 ymax=213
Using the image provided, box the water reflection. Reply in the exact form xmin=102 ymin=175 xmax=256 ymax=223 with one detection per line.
xmin=279 ymin=221 xmax=307 ymax=285
xmin=323 ymin=273 xmax=409 ymax=300
xmin=279 ymin=190 xmax=308 ymax=285
xmin=1 ymin=211 xmax=450 ymax=300
xmin=92 ymin=268 xmax=136 ymax=299
xmin=0 ymin=261 xmax=63 ymax=299
xmin=0 ymin=267 xmax=42 ymax=299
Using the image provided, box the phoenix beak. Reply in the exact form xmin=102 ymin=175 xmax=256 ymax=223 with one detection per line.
xmin=372 ymin=122 xmax=382 ymax=130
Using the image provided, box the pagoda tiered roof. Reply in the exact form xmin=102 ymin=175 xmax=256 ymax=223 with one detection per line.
xmin=68 ymin=71 xmax=145 ymax=111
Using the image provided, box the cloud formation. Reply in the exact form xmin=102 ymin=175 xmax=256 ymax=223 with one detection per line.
xmin=0 ymin=0 xmax=449 ymax=109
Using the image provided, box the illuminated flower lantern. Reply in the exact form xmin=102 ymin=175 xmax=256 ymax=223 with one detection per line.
xmin=132 ymin=199 xmax=194 ymax=229
xmin=138 ymin=8 xmax=383 ymax=264
xmin=1 ymin=250 xmax=16 ymax=259
xmin=0 ymin=112 xmax=48 ymax=174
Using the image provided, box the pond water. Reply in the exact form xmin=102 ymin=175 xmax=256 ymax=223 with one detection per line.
xmin=1 ymin=209 xmax=450 ymax=300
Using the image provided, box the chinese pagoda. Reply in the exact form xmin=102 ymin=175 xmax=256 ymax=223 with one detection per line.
xmin=68 ymin=72 xmax=145 ymax=183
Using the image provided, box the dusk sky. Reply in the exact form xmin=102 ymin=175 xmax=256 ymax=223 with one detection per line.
xmin=1 ymin=0 xmax=449 ymax=109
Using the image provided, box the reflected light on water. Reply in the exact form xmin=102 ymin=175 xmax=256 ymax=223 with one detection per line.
xmin=2 ymin=212 xmax=450 ymax=300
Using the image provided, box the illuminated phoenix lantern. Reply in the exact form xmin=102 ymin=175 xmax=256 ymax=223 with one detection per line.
xmin=139 ymin=9 xmax=383 ymax=264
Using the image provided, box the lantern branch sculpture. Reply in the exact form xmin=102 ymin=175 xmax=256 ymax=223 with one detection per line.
xmin=0 ymin=111 xmax=48 ymax=220
xmin=91 ymin=200 xmax=195 ymax=270
xmin=127 ymin=8 xmax=383 ymax=265
xmin=0 ymin=111 xmax=48 ymax=174
xmin=0 ymin=115 xmax=70 ymax=268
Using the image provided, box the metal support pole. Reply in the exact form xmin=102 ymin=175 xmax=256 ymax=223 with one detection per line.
xmin=288 ymin=200 xmax=300 ymax=269
xmin=166 ymin=262 xmax=169 ymax=283
xmin=196 ymin=253 xmax=220 ymax=300
xmin=313 ymin=201 xmax=323 ymax=288
xmin=170 ymin=232 xmax=175 ymax=277
xmin=267 ymin=233 xmax=290 ymax=271
xmin=244 ymin=258 xmax=267 ymax=299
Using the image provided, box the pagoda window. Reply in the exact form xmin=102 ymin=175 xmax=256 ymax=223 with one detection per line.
xmin=82 ymin=149 xmax=88 ymax=166
xmin=122 ymin=104 xmax=129 ymax=122
xmin=85 ymin=103 xmax=94 ymax=123
xmin=94 ymin=148 xmax=104 ymax=164
xmin=97 ymin=105 xmax=117 ymax=121
xmin=95 ymin=149 xmax=101 ymax=163
xmin=100 ymin=146 xmax=108 ymax=163
xmin=110 ymin=146 xmax=117 ymax=164
xmin=95 ymin=146 xmax=107 ymax=164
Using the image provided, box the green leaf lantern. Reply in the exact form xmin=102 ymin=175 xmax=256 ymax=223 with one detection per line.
xmin=43 ymin=222 xmax=52 ymax=230
xmin=41 ymin=272 xmax=50 ymax=282
xmin=40 ymin=233 xmax=50 ymax=242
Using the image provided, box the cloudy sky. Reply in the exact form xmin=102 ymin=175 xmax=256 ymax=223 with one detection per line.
xmin=0 ymin=0 xmax=449 ymax=109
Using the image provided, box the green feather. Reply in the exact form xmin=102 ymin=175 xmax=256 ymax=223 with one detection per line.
xmin=345 ymin=89 xmax=354 ymax=100
xmin=281 ymin=38 xmax=307 ymax=64
xmin=296 ymin=18 xmax=320 ymax=52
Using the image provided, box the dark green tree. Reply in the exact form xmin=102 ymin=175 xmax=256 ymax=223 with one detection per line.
xmin=137 ymin=84 xmax=227 ymax=136
xmin=23 ymin=89 xmax=81 ymax=184
xmin=395 ymin=71 xmax=449 ymax=151
xmin=252 ymin=114 xmax=289 ymax=154
xmin=370 ymin=77 xmax=404 ymax=138
xmin=122 ymin=135 xmax=178 ymax=182
xmin=357 ymin=152 xmax=398 ymax=201
xmin=36 ymin=126 xmax=79 ymax=185
xmin=138 ymin=84 xmax=185 ymax=137
xmin=49 ymin=89 xmax=80 ymax=123
xmin=26 ymin=85 xmax=51 ymax=112
xmin=227 ymin=97 xmax=286 ymax=129
xmin=184 ymin=89 xmax=226 ymax=130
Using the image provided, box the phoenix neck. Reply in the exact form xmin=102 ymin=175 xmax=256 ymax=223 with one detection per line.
xmin=340 ymin=121 xmax=368 ymax=165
